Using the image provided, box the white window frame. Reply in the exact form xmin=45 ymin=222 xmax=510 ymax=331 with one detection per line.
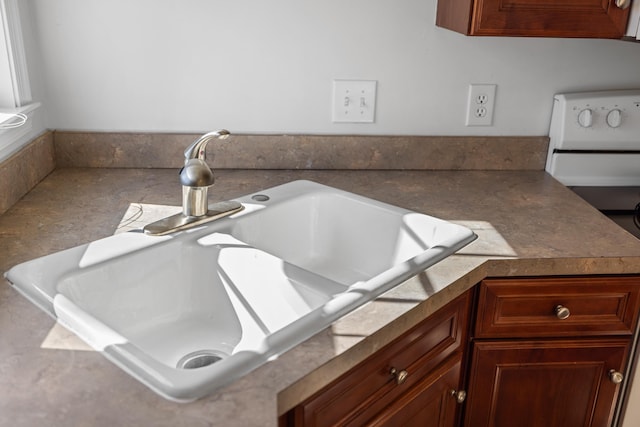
xmin=0 ymin=0 xmax=40 ymax=161
xmin=0 ymin=0 xmax=30 ymax=108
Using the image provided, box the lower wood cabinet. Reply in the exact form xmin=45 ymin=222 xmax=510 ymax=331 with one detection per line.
xmin=365 ymin=354 xmax=463 ymax=427
xmin=464 ymin=276 xmax=640 ymax=427
xmin=281 ymin=275 xmax=640 ymax=427
xmin=464 ymin=338 xmax=630 ymax=427
xmin=281 ymin=290 xmax=472 ymax=427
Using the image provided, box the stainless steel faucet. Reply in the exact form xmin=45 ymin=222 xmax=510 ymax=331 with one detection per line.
xmin=180 ymin=129 xmax=229 ymax=217
xmin=143 ymin=130 xmax=244 ymax=235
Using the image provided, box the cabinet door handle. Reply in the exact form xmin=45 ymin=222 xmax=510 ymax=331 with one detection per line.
xmin=615 ymin=0 xmax=630 ymax=10
xmin=389 ymin=367 xmax=409 ymax=385
xmin=609 ymin=369 xmax=624 ymax=385
xmin=555 ymin=305 xmax=571 ymax=320
xmin=450 ymin=389 xmax=467 ymax=403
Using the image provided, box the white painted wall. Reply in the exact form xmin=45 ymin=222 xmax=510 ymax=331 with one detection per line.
xmin=26 ymin=0 xmax=640 ymax=136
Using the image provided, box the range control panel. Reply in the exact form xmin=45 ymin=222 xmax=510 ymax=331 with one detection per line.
xmin=546 ymin=89 xmax=640 ymax=186
xmin=547 ymin=89 xmax=640 ymax=151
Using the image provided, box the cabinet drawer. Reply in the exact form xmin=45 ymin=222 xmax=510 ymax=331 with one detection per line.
xmin=475 ymin=276 xmax=640 ymax=338
xmin=288 ymin=290 xmax=471 ymax=427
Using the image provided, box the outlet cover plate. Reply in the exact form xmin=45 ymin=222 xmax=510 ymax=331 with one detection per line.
xmin=332 ymin=80 xmax=377 ymax=123
xmin=466 ymin=84 xmax=496 ymax=126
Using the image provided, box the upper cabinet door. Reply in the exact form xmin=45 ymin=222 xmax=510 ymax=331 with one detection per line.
xmin=436 ymin=0 xmax=632 ymax=38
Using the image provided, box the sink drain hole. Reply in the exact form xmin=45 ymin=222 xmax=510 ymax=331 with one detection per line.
xmin=177 ymin=350 xmax=227 ymax=369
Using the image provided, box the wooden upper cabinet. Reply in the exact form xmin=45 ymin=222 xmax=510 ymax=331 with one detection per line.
xmin=436 ymin=0 xmax=632 ymax=38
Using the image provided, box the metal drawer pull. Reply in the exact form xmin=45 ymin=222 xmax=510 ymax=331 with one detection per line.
xmin=615 ymin=0 xmax=630 ymax=10
xmin=389 ymin=367 xmax=409 ymax=385
xmin=609 ymin=370 xmax=624 ymax=384
xmin=555 ymin=305 xmax=571 ymax=320
xmin=450 ymin=389 xmax=467 ymax=403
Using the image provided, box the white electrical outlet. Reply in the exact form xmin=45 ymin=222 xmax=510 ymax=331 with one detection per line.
xmin=332 ymin=80 xmax=377 ymax=123
xmin=466 ymin=84 xmax=496 ymax=126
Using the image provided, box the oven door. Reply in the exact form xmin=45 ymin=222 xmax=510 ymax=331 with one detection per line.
xmin=547 ymin=153 xmax=640 ymax=187
xmin=571 ymin=186 xmax=640 ymax=239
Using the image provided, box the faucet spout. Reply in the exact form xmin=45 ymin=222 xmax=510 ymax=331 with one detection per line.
xmin=179 ymin=129 xmax=230 ymax=216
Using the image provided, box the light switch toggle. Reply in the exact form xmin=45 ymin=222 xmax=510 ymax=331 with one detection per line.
xmin=332 ymin=80 xmax=377 ymax=123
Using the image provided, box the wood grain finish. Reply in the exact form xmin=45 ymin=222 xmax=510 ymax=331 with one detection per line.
xmin=364 ymin=355 xmax=462 ymax=427
xmin=464 ymin=338 xmax=630 ymax=427
xmin=285 ymin=290 xmax=471 ymax=427
xmin=475 ymin=276 xmax=640 ymax=338
xmin=466 ymin=275 xmax=640 ymax=427
xmin=437 ymin=0 xmax=630 ymax=38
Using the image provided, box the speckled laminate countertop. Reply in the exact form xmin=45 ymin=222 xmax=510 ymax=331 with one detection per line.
xmin=2 ymin=168 xmax=640 ymax=427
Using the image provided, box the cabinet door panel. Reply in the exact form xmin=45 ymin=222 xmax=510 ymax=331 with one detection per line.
xmin=464 ymin=338 xmax=629 ymax=427
xmin=364 ymin=355 xmax=462 ymax=427
xmin=436 ymin=0 xmax=630 ymax=38
xmin=287 ymin=291 xmax=471 ymax=427
xmin=472 ymin=0 xmax=629 ymax=37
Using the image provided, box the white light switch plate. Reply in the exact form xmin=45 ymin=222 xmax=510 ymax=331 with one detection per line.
xmin=332 ymin=80 xmax=377 ymax=123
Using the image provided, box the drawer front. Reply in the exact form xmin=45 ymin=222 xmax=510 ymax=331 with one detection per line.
xmin=475 ymin=276 xmax=640 ymax=338
xmin=291 ymin=290 xmax=471 ymax=427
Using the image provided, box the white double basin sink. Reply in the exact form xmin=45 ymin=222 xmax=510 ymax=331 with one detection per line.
xmin=6 ymin=180 xmax=476 ymax=402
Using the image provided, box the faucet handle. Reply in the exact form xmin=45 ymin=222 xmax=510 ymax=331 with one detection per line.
xmin=184 ymin=129 xmax=230 ymax=162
